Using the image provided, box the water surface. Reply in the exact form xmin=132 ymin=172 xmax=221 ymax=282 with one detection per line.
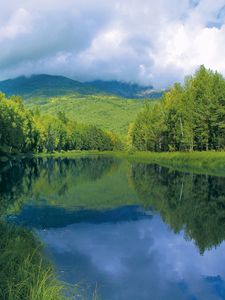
xmin=2 ymin=156 xmax=225 ymax=300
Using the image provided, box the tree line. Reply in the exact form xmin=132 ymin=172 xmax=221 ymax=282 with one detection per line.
xmin=130 ymin=66 xmax=225 ymax=151
xmin=0 ymin=93 xmax=122 ymax=154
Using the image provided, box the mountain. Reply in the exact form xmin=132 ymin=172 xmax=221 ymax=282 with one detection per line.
xmin=0 ymin=74 xmax=163 ymax=99
xmin=83 ymin=80 xmax=163 ymax=99
xmin=0 ymin=74 xmax=92 ymax=98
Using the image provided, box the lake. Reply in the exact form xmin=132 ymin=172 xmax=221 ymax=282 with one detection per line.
xmin=2 ymin=155 xmax=225 ymax=300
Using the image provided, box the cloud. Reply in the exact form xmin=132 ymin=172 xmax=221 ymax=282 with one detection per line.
xmin=0 ymin=0 xmax=225 ymax=87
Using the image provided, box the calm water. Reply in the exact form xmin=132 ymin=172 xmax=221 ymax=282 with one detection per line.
xmin=2 ymin=156 xmax=225 ymax=300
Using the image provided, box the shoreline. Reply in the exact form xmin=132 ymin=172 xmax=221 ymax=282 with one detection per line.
xmin=2 ymin=150 xmax=225 ymax=177
xmin=35 ymin=150 xmax=225 ymax=177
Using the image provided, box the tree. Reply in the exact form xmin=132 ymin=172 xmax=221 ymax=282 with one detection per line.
xmin=130 ymin=66 xmax=225 ymax=152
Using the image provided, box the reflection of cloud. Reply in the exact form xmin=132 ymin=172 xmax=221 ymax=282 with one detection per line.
xmin=38 ymin=215 xmax=225 ymax=300
xmin=2 ymin=1 xmax=225 ymax=87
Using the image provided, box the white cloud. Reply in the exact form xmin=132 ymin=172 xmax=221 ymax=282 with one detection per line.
xmin=0 ymin=0 xmax=225 ymax=87
xmin=0 ymin=8 xmax=31 ymax=40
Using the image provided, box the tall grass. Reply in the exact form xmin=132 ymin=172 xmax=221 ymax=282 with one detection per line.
xmin=0 ymin=221 xmax=103 ymax=300
xmin=0 ymin=222 xmax=66 ymax=300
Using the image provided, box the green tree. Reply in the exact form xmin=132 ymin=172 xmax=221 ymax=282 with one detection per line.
xmin=130 ymin=65 xmax=225 ymax=152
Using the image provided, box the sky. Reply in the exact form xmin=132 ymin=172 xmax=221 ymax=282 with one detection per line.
xmin=1 ymin=0 xmax=225 ymax=88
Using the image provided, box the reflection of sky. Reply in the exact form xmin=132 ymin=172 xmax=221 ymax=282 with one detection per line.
xmin=37 ymin=214 xmax=225 ymax=300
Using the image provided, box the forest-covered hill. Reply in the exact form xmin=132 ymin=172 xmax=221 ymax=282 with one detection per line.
xmin=0 ymin=74 xmax=160 ymax=137
xmin=0 ymin=74 xmax=163 ymax=99
xmin=26 ymin=94 xmax=156 ymax=136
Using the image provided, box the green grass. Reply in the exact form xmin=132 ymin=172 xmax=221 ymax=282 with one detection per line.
xmin=0 ymin=220 xmax=102 ymax=300
xmin=126 ymin=151 xmax=225 ymax=177
xmin=0 ymin=222 xmax=67 ymax=300
xmin=34 ymin=150 xmax=115 ymax=158
xmin=26 ymin=94 xmax=155 ymax=137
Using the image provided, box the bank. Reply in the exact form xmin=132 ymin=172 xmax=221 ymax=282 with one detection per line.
xmin=34 ymin=150 xmax=225 ymax=177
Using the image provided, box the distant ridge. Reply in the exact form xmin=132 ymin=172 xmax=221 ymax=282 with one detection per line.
xmin=0 ymin=74 xmax=163 ymax=99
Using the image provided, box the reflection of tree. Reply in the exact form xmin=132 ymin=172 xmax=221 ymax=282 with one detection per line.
xmin=0 ymin=160 xmax=39 ymax=215
xmin=131 ymin=163 xmax=225 ymax=254
xmin=42 ymin=156 xmax=117 ymax=182
xmin=0 ymin=156 xmax=119 ymax=214
xmin=30 ymin=156 xmax=118 ymax=198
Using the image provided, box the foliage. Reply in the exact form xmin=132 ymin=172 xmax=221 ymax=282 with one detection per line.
xmin=130 ymin=66 xmax=225 ymax=151
xmin=0 ymin=93 xmax=123 ymax=154
xmin=26 ymin=94 xmax=155 ymax=137
xmin=0 ymin=94 xmax=38 ymax=154
xmin=0 ymin=221 xmax=66 ymax=300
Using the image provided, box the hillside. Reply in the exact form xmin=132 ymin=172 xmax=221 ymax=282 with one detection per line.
xmin=26 ymin=94 xmax=156 ymax=137
xmin=0 ymin=74 xmax=163 ymax=99
xmin=0 ymin=74 xmax=160 ymax=137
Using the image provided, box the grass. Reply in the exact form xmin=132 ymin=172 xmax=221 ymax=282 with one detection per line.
xmin=35 ymin=150 xmax=114 ymax=158
xmin=26 ymin=94 xmax=156 ymax=137
xmin=0 ymin=222 xmax=67 ymax=300
xmin=127 ymin=151 xmax=225 ymax=176
xmin=0 ymin=220 xmax=103 ymax=300
xmin=35 ymin=150 xmax=225 ymax=177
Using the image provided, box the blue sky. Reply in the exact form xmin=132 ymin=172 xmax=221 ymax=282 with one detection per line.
xmin=1 ymin=0 xmax=225 ymax=88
